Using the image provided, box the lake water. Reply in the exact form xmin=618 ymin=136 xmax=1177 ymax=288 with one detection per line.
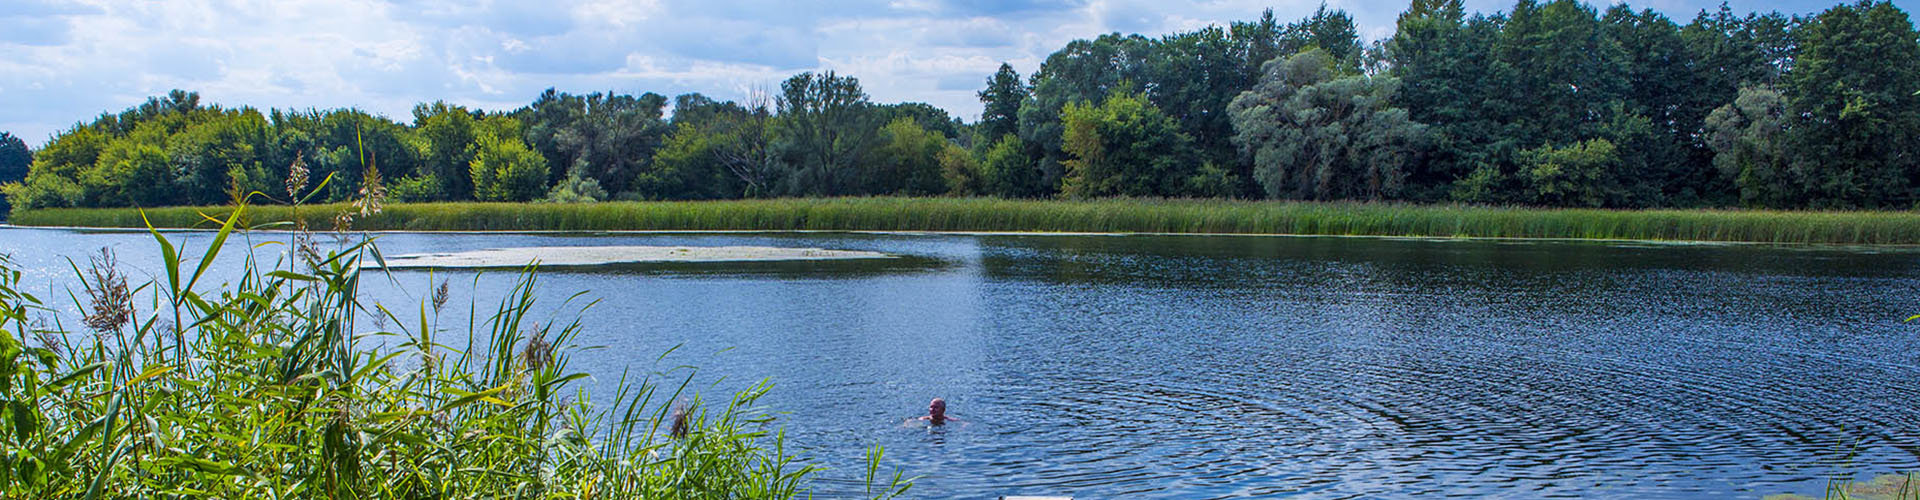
xmin=5 ymin=226 xmax=1920 ymax=498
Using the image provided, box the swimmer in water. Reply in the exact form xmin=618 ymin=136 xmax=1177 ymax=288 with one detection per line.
xmin=906 ymin=398 xmax=963 ymax=426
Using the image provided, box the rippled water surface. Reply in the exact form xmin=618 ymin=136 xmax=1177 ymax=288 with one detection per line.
xmin=6 ymin=227 xmax=1920 ymax=498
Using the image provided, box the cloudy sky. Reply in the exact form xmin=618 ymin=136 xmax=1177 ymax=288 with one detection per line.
xmin=0 ymin=0 xmax=1879 ymax=146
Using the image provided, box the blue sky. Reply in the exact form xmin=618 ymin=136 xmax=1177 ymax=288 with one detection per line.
xmin=0 ymin=0 xmax=1896 ymax=147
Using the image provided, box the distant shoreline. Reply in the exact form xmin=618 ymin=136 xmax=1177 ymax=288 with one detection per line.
xmin=11 ymin=197 xmax=1920 ymax=245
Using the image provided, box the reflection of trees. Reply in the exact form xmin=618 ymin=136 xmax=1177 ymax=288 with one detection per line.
xmin=976 ymin=235 xmax=1915 ymax=288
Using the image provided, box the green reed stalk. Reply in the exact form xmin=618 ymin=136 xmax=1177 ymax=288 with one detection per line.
xmin=0 ymin=203 xmax=911 ymax=498
xmin=16 ymin=197 xmax=1920 ymax=244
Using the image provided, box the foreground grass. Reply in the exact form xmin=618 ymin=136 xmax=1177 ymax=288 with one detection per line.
xmin=14 ymin=197 xmax=1920 ymax=244
xmin=0 ymin=205 xmax=911 ymax=498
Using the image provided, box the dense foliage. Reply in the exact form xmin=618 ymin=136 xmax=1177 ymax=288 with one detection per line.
xmin=0 ymin=132 xmax=29 ymax=214
xmin=4 ymin=0 xmax=1916 ymax=212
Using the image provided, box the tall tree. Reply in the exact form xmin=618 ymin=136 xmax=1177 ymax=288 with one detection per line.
xmin=711 ymin=95 xmax=778 ymax=198
xmin=412 ymin=101 xmax=480 ymax=200
xmin=1786 ymin=0 xmax=1920 ymax=207
xmin=977 ymin=63 xmax=1027 ymax=143
xmin=167 ymin=109 xmax=276 ymax=206
xmin=1018 ymin=34 xmax=1156 ymax=195
xmin=276 ymin=108 xmax=419 ymax=203
xmin=560 ymin=92 xmax=671 ymax=196
xmin=1500 ymin=0 xmax=1627 ymax=146
xmin=1149 ymin=26 xmax=1261 ymax=196
xmin=1387 ymin=0 xmax=1476 ymax=200
xmin=517 ymin=89 xmax=587 ymax=185
xmin=772 ymin=71 xmax=875 ymax=196
xmin=1294 ymin=5 xmax=1364 ymax=72
xmin=0 ymin=132 xmax=29 ymax=188
xmin=1602 ymin=5 xmax=1706 ymax=205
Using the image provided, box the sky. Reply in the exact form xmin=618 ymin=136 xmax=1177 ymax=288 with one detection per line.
xmin=0 ymin=0 xmax=1894 ymax=147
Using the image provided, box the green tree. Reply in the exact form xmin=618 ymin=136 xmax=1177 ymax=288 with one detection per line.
xmin=273 ymin=108 xmax=420 ymax=203
xmin=772 ymin=71 xmax=875 ymax=196
xmin=868 ymin=117 xmax=948 ymax=195
xmin=1388 ymin=1 xmax=1522 ymax=201
xmin=512 ymin=90 xmax=672 ymax=196
xmin=24 ymin=126 xmax=106 ymax=182
xmin=2 ymin=125 xmax=106 ymax=209
xmin=0 ymin=132 xmax=31 ymax=214
xmin=1705 ymin=85 xmax=1796 ymax=207
xmin=1785 ymin=0 xmax=1920 ymax=208
xmin=874 ymin=102 xmax=962 ymax=140
xmin=412 ymin=101 xmax=480 ymax=200
xmin=167 ymin=109 xmax=276 ymax=206
xmin=1148 ymin=26 xmax=1264 ymax=197
xmin=0 ymin=133 xmax=28 ymax=186
xmin=1520 ymin=138 xmax=1620 ymax=207
xmin=1018 ymin=34 xmax=1156 ymax=195
xmin=469 ymin=129 xmax=549 ymax=202
xmin=979 ymin=135 xmax=1043 ymax=198
xmin=90 ymin=89 xmax=203 ymax=136
xmin=640 ymin=123 xmax=743 ymax=200
xmin=977 ymin=63 xmax=1028 ymax=144
xmin=542 ymin=171 xmax=607 ymax=203
xmin=1294 ymin=5 xmax=1364 ymax=72
xmin=517 ymin=89 xmax=586 ymax=185
xmin=939 ymin=144 xmax=982 ymax=196
xmin=89 ymin=141 xmax=173 ymax=207
xmin=1059 ymin=90 xmax=1198 ymax=198
xmin=1603 ymin=5 xmax=1710 ymax=206
xmin=0 ymin=175 xmax=81 ymax=210
xmin=1229 ymin=50 xmax=1428 ymax=200
xmin=1681 ymin=6 xmax=1790 ymax=108
xmin=1500 ymin=0 xmax=1627 ymax=146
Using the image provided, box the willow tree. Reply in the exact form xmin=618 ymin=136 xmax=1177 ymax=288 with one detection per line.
xmin=1229 ymin=50 xmax=1427 ymax=200
xmin=1705 ymin=86 xmax=1795 ymax=207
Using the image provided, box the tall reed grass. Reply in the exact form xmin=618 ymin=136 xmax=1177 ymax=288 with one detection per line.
xmin=14 ymin=197 xmax=1920 ymax=244
xmin=0 ymin=204 xmax=912 ymax=498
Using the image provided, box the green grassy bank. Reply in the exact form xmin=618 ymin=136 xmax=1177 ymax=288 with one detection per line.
xmin=13 ymin=197 xmax=1920 ymax=244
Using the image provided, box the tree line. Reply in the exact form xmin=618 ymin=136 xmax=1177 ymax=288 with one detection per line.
xmin=3 ymin=0 xmax=1916 ymax=212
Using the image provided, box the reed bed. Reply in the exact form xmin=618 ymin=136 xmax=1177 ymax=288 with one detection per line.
xmin=14 ymin=197 xmax=1920 ymax=244
xmin=0 ymin=205 xmax=912 ymax=498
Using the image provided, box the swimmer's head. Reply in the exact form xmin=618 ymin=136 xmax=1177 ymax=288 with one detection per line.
xmin=928 ymin=398 xmax=947 ymax=418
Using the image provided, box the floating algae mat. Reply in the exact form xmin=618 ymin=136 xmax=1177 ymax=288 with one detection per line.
xmin=378 ymin=245 xmax=895 ymax=269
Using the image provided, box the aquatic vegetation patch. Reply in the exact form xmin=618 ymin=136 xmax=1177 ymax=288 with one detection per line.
xmin=378 ymin=245 xmax=896 ymax=269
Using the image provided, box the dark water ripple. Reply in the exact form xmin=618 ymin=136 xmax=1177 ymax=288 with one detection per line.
xmin=5 ymin=228 xmax=1920 ymax=498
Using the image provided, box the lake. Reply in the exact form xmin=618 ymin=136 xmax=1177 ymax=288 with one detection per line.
xmin=5 ymin=226 xmax=1919 ymax=498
